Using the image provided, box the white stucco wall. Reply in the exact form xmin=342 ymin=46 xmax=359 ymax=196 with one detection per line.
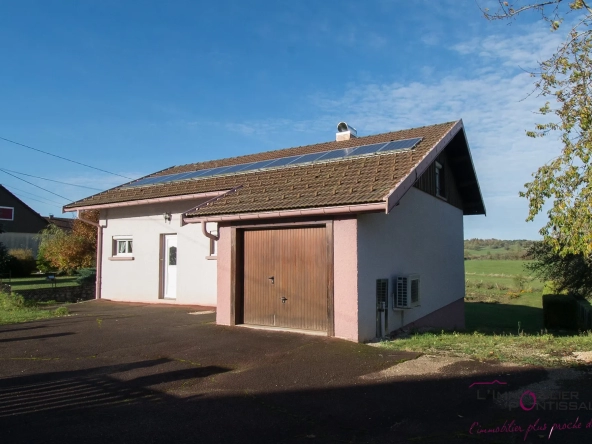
xmin=99 ymin=200 xmax=217 ymax=306
xmin=356 ymin=187 xmax=465 ymax=342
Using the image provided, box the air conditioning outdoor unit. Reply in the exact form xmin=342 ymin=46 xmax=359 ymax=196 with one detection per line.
xmin=395 ymin=274 xmax=420 ymax=309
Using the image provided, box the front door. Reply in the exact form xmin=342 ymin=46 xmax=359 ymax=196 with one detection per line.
xmin=243 ymin=227 xmax=328 ymax=331
xmin=164 ymin=234 xmax=177 ymax=299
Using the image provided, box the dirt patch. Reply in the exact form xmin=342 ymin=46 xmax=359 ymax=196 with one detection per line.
xmin=572 ymin=351 xmax=592 ymax=363
xmin=361 ymin=355 xmax=469 ymax=380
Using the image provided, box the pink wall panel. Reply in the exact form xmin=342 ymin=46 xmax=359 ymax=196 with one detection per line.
xmin=333 ymin=218 xmax=359 ymax=341
xmin=216 ymin=226 xmax=232 ymax=325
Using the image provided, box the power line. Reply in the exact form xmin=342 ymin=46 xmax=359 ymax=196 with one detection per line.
xmin=0 ymin=170 xmax=72 ymax=201
xmin=0 ymin=168 xmax=103 ymax=191
xmin=0 ymin=136 xmax=133 ymax=180
xmin=12 ymin=193 xmax=63 ymax=208
xmin=3 ymin=184 xmax=66 ymax=205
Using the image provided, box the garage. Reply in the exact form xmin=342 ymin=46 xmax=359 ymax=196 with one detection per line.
xmin=242 ymin=225 xmax=331 ymax=332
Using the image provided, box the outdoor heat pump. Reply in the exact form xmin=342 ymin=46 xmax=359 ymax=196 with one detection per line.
xmin=376 ymin=279 xmax=389 ymax=338
xmin=395 ymin=274 xmax=420 ymax=309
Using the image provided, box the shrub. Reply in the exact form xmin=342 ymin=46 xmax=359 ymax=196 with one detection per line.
xmin=513 ymin=274 xmax=528 ymax=292
xmin=7 ymin=249 xmax=37 ymax=277
xmin=0 ymin=290 xmax=25 ymax=311
xmin=75 ymin=268 xmax=96 ymax=285
xmin=542 ymin=294 xmax=578 ymax=330
xmin=53 ymin=306 xmax=69 ymax=316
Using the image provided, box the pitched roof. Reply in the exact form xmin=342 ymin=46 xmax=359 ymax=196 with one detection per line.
xmin=64 ymin=120 xmax=485 ymax=217
xmin=44 ymin=216 xmax=74 ymax=231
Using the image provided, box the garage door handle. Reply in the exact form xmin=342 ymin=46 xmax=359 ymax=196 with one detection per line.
xmin=280 ymin=296 xmax=287 ymax=304
xmin=268 ymin=276 xmax=274 ymax=284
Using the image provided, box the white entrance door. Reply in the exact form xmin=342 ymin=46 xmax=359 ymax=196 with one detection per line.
xmin=164 ymin=235 xmax=177 ymax=299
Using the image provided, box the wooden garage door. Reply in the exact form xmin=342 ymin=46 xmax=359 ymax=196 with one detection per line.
xmin=243 ymin=227 xmax=328 ymax=331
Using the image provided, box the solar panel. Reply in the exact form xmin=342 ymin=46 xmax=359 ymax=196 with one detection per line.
xmin=122 ymin=137 xmax=423 ymax=188
xmin=291 ymin=152 xmax=327 ymax=165
xmin=198 ymin=165 xmax=234 ymax=179
xmin=317 ymin=148 xmax=355 ymax=162
xmin=379 ymin=137 xmax=422 ymax=152
xmin=242 ymin=159 xmax=278 ymax=171
xmin=347 ymin=142 xmax=389 ymax=157
xmin=265 ymin=155 xmax=303 ymax=168
xmin=217 ymin=163 xmax=255 ymax=174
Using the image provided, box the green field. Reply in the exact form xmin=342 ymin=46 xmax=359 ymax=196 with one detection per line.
xmin=464 ymin=239 xmax=533 ymax=260
xmin=464 ymin=260 xmax=545 ymax=305
xmin=464 ymin=259 xmax=546 ymax=334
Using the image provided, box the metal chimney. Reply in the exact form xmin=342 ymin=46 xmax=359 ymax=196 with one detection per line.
xmin=336 ymin=122 xmax=357 ymax=141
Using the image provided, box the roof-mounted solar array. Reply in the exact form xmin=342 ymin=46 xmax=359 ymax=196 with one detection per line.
xmin=124 ymin=137 xmax=422 ymax=188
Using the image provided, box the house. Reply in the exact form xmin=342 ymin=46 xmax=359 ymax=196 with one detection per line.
xmin=44 ymin=215 xmax=74 ymax=232
xmin=63 ymin=120 xmax=485 ymax=342
xmin=0 ymin=185 xmax=52 ymax=254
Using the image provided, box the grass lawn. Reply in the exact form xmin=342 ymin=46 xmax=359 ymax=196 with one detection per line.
xmin=379 ymin=259 xmax=592 ymax=367
xmin=1 ymin=275 xmax=79 ymax=291
xmin=0 ymin=291 xmax=69 ymax=325
xmin=380 ymin=329 xmax=592 ymax=367
xmin=466 ymin=295 xmax=543 ymax=334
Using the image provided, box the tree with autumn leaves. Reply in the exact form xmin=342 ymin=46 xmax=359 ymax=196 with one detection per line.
xmin=37 ymin=210 xmax=99 ymax=274
xmin=481 ymin=1 xmax=592 ymax=297
xmin=483 ymin=0 xmax=592 ymax=256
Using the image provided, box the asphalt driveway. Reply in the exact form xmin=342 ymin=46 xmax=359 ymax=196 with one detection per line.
xmin=0 ymin=301 xmax=591 ymax=444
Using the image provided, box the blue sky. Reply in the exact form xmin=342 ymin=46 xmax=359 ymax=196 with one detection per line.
xmin=0 ymin=0 xmax=569 ymax=239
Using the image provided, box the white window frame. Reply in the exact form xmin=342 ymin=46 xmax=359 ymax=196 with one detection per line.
xmin=0 ymin=206 xmax=14 ymax=221
xmin=113 ymin=236 xmax=133 ymax=258
xmin=435 ymin=161 xmax=446 ymax=199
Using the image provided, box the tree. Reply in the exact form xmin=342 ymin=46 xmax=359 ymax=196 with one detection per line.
xmin=526 ymin=240 xmax=592 ymax=298
xmin=482 ymin=1 xmax=592 ymax=256
xmin=0 ymin=243 xmax=10 ymax=275
xmin=38 ymin=210 xmax=99 ymax=273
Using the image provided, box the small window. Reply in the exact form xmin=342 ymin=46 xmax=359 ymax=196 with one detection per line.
xmin=168 ymin=246 xmax=177 ymax=265
xmin=206 ymin=237 xmax=218 ymax=260
xmin=0 ymin=206 xmax=14 ymax=221
xmin=113 ymin=236 xmax=133 ymax=257
xmin=435 ymin=161 xmax=446 ymax=198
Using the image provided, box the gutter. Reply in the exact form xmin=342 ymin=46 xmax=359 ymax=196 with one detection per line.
xmin=63 ymin=190 xmax=228 ymax=213
xmin=182 ymin=202 xmax=386 ymax=224
xmin=182 ymin=186 xmax=243 ymax=239
xmin=76 ymin=210 xmax=106 ymax=301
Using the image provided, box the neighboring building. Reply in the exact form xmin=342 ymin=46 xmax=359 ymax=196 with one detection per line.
xmin=64 ymin=120 xmax=485 ymax=342
xmin=44 ymin=215 xmax=74 ymax=232
xmin=0 ymin=185 xmax=50 ymax=254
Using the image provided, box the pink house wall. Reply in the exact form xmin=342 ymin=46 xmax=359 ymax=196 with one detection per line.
xmin=216 ymin=226 xmax=232 ymax=326
xmin=333 ymin=218 xmax=359 ymax=341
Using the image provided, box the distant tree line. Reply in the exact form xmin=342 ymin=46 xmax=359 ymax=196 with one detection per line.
xmin=463 ymin=239 xmax=535 ymax=260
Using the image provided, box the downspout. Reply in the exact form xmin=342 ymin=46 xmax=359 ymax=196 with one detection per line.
xmin=76 ymin=211 xmax=105 ymax=300
xmin=202 ymin=221 xmax=220 ymax=241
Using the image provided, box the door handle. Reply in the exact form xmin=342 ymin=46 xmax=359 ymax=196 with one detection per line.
xmin=268 ymin=276 xmax=274 ymax=284
xmin=280 ymin=296 xmax=287 ymax=304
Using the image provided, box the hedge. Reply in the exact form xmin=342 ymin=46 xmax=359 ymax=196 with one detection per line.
xmin=542 ymin=294 xmax=578 ymax=330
